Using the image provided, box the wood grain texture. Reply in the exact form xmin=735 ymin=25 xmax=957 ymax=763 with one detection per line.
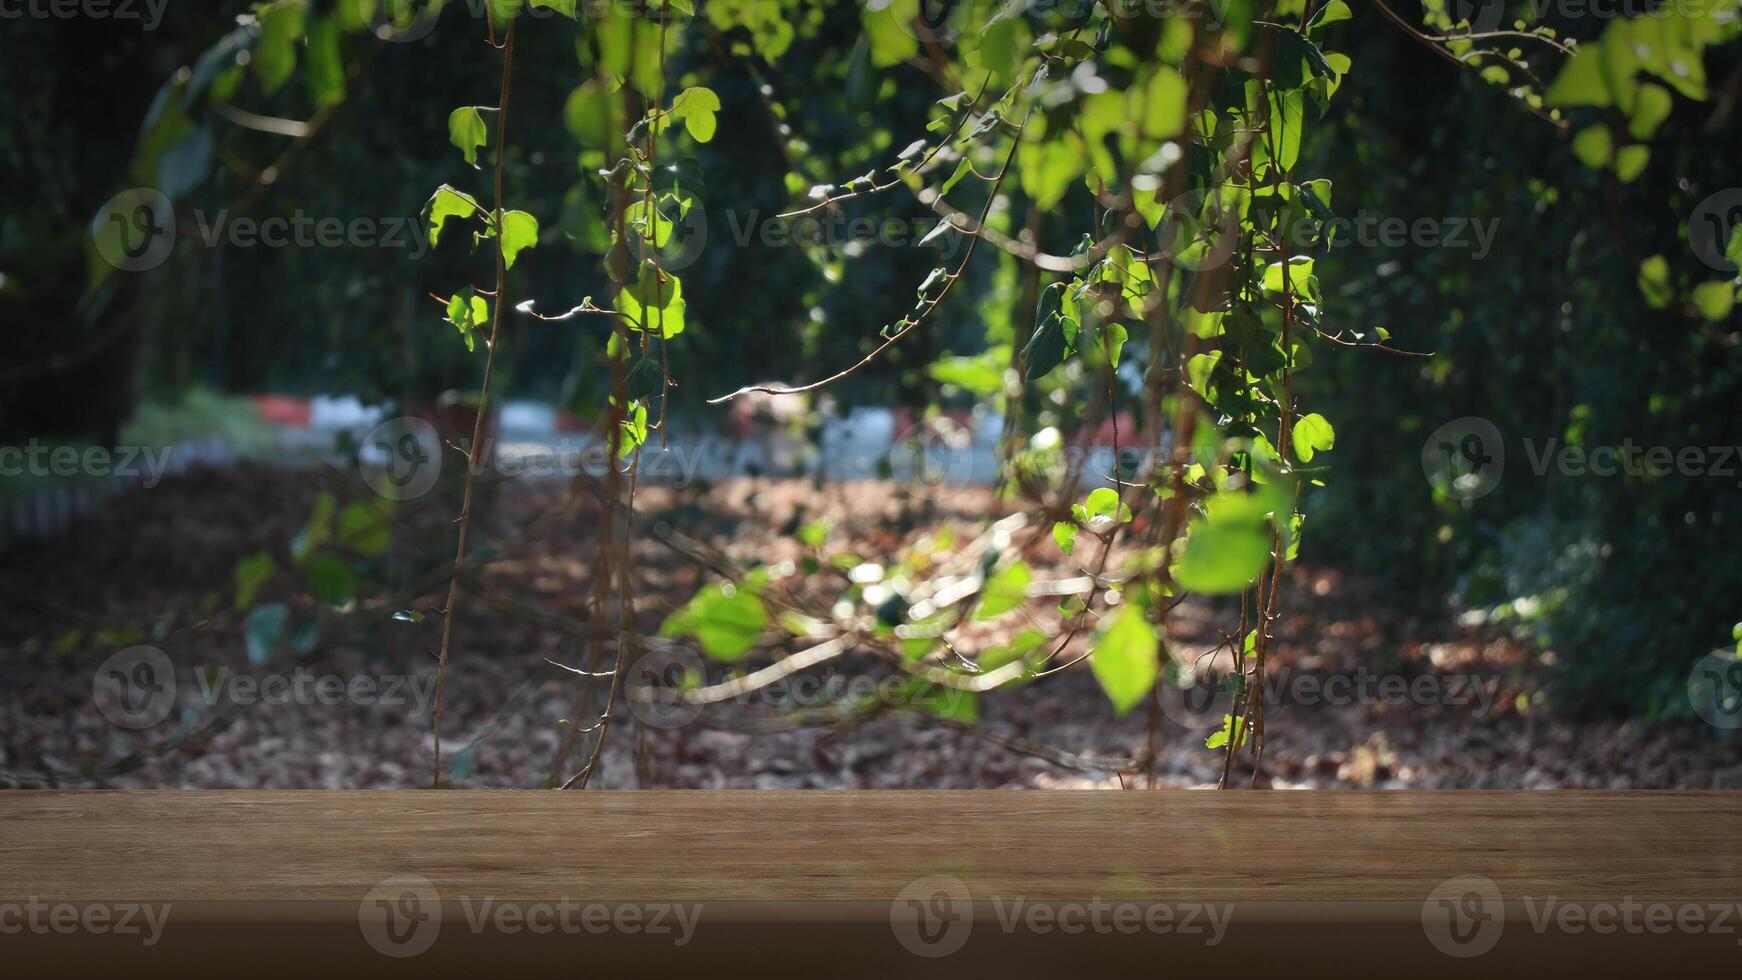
xmin=2 ymin=791 xmax=1738 ymax=904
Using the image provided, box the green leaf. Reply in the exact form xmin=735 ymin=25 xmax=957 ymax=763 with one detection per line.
xmin=1052 ymin=521 xmax=1078 ymax=556
xmin=446 ymin=290 xmax=490 ymax=351
xmin=1307 ymin=0 xmax=1350 ymax=33
xmin=1292 ymin=412 xmax=1335 ymax=462
xmin=448 ymin=107 xmax=489 ymax=169
xmin=244 ymin=602 xmax=289 ymax=665
xmin=1081 ymin=320 xmax=1127 ymax=371
xmin=1023 ymin=311 xmax=1071 ymax=381
xmin=625 ymin=356 xmax=665 ymax=401
xmin=291 ymin=493 xmax=336 ymax=565
xmin=305 ymin=16 xmax=346 ymax=109
xmin=917 ymin=266 xmax=948 ymax=299
xmin=1545 ymin=47 xmax=1614 ymax=108
xmin=1091 ymin=602 xmax=1159 ymax=716
xmin=254 ymin=1 xmax=304 ymax=96
xmin=975 ymin=561 xmax=1032 ymax=621
xmin=1176 ymin=493 xmax=1274 ymax=595
xmin=426 ymin=185 xmax=482 ymax=248
xmin=670 ymin=86 xmax=721 ymax=143
xmin=1571 ymin=126 xmax=1612 ymax=169
xmin=1081 ymin=487 xmax=1131 ymax=528
xmin=1205 ymin=713 xmax=1245 ymax=750
xmin=306 ymin=554 xmax=357 ymax=606
xmin=1637 ymin=255 xmax=1673 ymax=309
xmin=619 ymin=269 xmax=686 ymax=338
xmin=1628 ymin=83 xmax=1673 ymax=139
xmin=336 ymin=0 xmax=378 ymax=32
xmin=1186 ymin=351 xmax=1222 ymax=399
xmin=1274 ymin=28 xmax=1333 ymax=91
xmin=233 ymin=550 xmax=275 ymax=611
xmin=797 ymin=519 xmax=832 ymax=549
xmin=918 ymin=218 xmax=957 ymax=248
xmin=929 ymin=350 xmax=1007 ymax=397
xmin=1140 ymin=66 xmax=1188 ymax=138
xmin=337 ymin=501 xmax=393 ymax=557
xmin=662 ymin=583 xmax=768 ymax=661
xmin=612 ymin=400 xmax=645 ymax=458
xmin=940 ymin=158 xmax=973 ymax=195
xmin=864 ymin=0 xmax=920 ymax=67
xmin=1692 ymin=281 xmax=1735 ymax=321
xmin=1614 ymin=145 xmax=1649 ymax=183
xmin=1262 ymin=256 xmax=1314 ymax=295
xmin=896 ymin=680 xmax=979 ymax=723
xmin=564 ymin=80 xmax=624 ymax=149
xmin=499 ymin=210 xmax=539 ymax=268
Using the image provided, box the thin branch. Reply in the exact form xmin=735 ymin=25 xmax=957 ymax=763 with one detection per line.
xmin=708 ymin=106 xmax=1032 ymax=403
xmin=432 ymin=17 xmax=518 ymax=789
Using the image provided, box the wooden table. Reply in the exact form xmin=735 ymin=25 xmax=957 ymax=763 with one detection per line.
xmin=3 ymin=791 xmax=1738 ymax=976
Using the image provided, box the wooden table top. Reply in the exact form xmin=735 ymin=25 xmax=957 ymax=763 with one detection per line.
xmin=2 ymin=790 xmax=1738 ymax=904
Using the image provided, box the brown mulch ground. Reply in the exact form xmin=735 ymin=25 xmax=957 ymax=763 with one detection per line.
xmin=1 ymin=464 xmax=1738 ymax=789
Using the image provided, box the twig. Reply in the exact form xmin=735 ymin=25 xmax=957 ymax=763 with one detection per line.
xmin=708 ymin=105 xmax=1032 ymax=404
xmin=432 ymin=16 xmax=518 ymax=789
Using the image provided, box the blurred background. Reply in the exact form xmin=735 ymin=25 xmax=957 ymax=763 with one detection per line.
xmin=2 ymin=0 xmax=1740 ymax=788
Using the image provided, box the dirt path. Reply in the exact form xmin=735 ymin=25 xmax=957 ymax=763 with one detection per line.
xmin=1 ymin=466 xmax=1736 ymax=788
